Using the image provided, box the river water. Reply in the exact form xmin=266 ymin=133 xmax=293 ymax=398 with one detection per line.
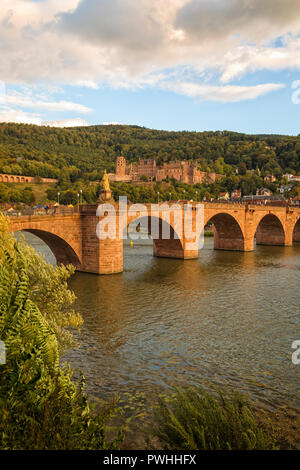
xmin=18 ymin=232 xmax=300 ymax=410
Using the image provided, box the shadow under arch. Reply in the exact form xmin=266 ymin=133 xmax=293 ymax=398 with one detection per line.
xmin=255 ymin=214 xmax=285 ymax=246
xmin=293 ymin=218 xmax=300 ymax=243
xmin=125 ymin=214 xmax=185 ymax=259
xmin=16 ymin=229 xmax=81 ymax=267
xmin=206 ymin=213 xmax=245 ymax=251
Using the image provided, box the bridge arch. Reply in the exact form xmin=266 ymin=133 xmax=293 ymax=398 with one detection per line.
xmin=255 ymin=214 xmax=286 ymax=246
xmin=125 ymin=214 xmax=185 ymax=259
xmin=205 ymin=212 xmax=245 ymax=251
xmin=15 ymin=229 xmax=81 ymax=267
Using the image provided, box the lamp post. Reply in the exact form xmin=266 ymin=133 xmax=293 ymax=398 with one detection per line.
xmin=169 ymin=192 xmax=171 ymax=201
xmin=157 ymin=191 xmax=160 ymax=203
xmin=196 ymin=190 xmax=198 ymax=202
xmin=77 ymin=193 xmax=80 ymax=205
xmin=57 ymin=192 xmax=60 ymax=205
xmin=80 ymin=189 xmax=83 ymax=204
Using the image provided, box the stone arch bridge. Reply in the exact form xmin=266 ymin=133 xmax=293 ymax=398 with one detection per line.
xmin=9 ymin=202 xmax=300 ymax=275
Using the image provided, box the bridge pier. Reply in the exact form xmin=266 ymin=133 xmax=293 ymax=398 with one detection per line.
xmin=79 ymin=204 xmax=123 ymax=275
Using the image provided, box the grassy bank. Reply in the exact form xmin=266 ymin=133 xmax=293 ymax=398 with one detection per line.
xmin=2 ymin=182 xmax=57 ymax=203
xmin=118 ymin=388 xmax=299 ymax=450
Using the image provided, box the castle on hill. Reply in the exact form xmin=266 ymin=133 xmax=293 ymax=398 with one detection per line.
xmin=108 ymin=156 xmax=222 ymax=185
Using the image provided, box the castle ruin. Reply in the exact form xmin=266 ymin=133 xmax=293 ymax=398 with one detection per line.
xmin=108 ymin=156 xmax=221 ymax=185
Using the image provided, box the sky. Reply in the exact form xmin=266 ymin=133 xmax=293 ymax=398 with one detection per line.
xmin=1 ymin=0 xmax=300 ymax=134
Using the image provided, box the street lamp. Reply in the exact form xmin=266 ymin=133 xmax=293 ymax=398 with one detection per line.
xmin=57 ymin=192 xmax=60 ymax=205
xmin=169 ymin=192 xmax=171 ymax=201
xmin=196 ymin=190 xmax=198 ymax=202
xmin=157 ymin=191 xmax=160 ymax=203
xmin=77 ymin=193 xmax=80 ymax=205
xmin=80 ymin=189 xmax=83 ymax=204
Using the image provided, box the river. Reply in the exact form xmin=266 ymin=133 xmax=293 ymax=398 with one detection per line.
xmin=17 ymin=232 xmax=300 ymax=411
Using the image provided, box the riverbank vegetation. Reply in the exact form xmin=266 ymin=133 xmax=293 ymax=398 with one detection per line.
xmin=0 ymin=214 xmax=123 ymax=449
xmin=150 ymin=388 xmax=276 ymax=450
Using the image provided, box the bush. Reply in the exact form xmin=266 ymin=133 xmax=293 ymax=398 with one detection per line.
xmin=0 ymin=215 xmax=123 ymax=449
xmin=17 ymin=235 xmax=83 ymax=354
xmin=151 ymin=387 xmax=276 ymax=450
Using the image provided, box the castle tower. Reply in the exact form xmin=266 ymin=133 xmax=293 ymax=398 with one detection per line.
xmin=116 ymin=156 xmax=126 ymax=177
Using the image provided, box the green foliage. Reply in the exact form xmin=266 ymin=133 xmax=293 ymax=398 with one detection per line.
xmin=0 ymin=183 xmax=36 ymax=204
xmin=17 ymin=235 xmax=83 ymax=354
xmin=0 ymin=123 xmax=299 ymax=185
xmin=0 ymin=216 xmax=123 ymax=449
xmin=1 ymin=123 xmax=300 ymax=204
xmin=151 ymin=387 xmax=276 ymax=450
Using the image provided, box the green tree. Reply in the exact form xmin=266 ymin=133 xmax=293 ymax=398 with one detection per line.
xmin=17 ymin=236 xmax=82 ymax=354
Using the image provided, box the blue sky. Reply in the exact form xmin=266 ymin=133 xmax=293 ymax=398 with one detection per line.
xmin=1 ymin=0 xmax=300 ymax=135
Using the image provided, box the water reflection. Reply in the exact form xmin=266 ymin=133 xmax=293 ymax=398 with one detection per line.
xmin=17 ymin=231 xmax=300 ymax=409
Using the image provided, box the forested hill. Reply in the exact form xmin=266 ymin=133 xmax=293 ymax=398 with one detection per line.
xmin=0 ymin=122 xmax=299 ymax=182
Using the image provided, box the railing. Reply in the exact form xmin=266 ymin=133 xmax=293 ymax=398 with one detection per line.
xmin=3 ymin=206 xmax=79 ymax=217
xmin=3 ymin=201 xmax=299 ymax=218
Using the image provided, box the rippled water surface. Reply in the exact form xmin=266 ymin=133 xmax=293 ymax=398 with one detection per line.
xmin=19 ymin=232 xmax=300 ymax=409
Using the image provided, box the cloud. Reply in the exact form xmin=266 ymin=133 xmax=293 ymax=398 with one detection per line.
xmin=220 ymin=39 xmax=300 ymax=82
xmin=0 ymin=86 xmax=92 ymax=125
xmin=5 ymin=91 xmax=92 ymax=113
xmin=60 ymin=0 xmax=166 ymax=52
xmin=0 ymin=109 xmax=89 ymax=127
xmin=102 ymin=121 xmax=123 ymax=125
xmin=41 ymin=118 xmax=89 ymax=127
xmin=0 ymin=0 xmax=300 ymax=103
xmin=0 ymin=107 xmax=41 ymax=125
xmin=161 ymin=81 xmax=285 ymax=102
xmin=175 ymin=0 xmax=300 ymax=43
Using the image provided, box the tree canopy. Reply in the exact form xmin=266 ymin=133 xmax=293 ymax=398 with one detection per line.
xmin=0 ymin=123 xmax=299 ymax=185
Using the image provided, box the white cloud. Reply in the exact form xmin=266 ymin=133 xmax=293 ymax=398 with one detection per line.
xmin=0 ymin=109 xmax=89 ymax=127
xmin=0 ymin=107 xmax=42 ymax=125
xmin=102 ymin=121 xmax=123 ymax=125
xmin=161 ymin=81 xmax=285 ymax=102
xmin=0 ymin=86 xmax=92 ymax=125
xmin=41 ymin=118 xmax=89 ymax=127
xmin=220 ymin=39 xmax=300 ymax=83
xmin=0 ymin=0 xmax=300 ymax=103
xmin=4 ymin=90 xmax=92 ymax=114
